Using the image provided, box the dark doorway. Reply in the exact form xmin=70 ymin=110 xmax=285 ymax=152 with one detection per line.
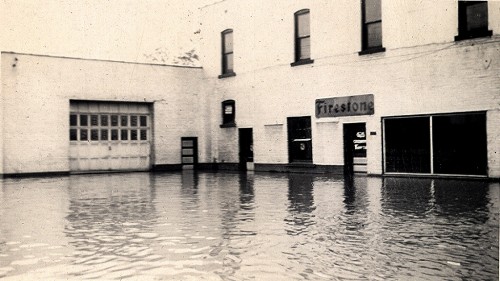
xmin=287 ymin=116 xmax=312 ymax=163
xmin=343 ymin=123 xmax=367 ymax=175
xmin=181 ymin=137 xmax=198 ymax=168
xmin=239 ymin=128 xmax=253 ymax=171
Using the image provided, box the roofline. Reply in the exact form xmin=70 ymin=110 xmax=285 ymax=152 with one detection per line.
xmin=1 ymin=51 xmax=203 ymax=69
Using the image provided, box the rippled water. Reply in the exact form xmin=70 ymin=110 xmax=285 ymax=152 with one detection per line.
xmin=0 ymin=172 xmax=498 ymax=280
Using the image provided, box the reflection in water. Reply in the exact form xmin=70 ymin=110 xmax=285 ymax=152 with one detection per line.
xmin=64 ymin=174 xmax=158 ymax=279
xmin=285 ymin=174 xmax=316 ymax=236
xmin=0 ymin=173 xmax=497 ymax=280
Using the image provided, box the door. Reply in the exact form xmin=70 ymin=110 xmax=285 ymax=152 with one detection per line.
xmin=343 ymin=123 xmax=367 ymax=174
xmin=239 ymin=128 xmax=253 ymax=171
xmin=69 ymin=101 xmax=152 ymax=172
xmin=181 ymin=137 xmax=198 ymax=169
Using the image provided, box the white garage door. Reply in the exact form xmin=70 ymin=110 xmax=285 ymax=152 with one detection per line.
xmin=69 ymin=101 xmax=152 ymax=172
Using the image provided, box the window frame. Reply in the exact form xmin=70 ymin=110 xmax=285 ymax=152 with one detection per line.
xmin=291 ymin=9 xmax=314 ymax=66
xmin=220 ymin=99 xmax=236 ymax=128
xmin=359 ymin=0 xmax=386 ymax=55
xmin=455 ymin=1 xmax=492 ymax=41
xmin=219 ymin=29 xmax=236 ymax=78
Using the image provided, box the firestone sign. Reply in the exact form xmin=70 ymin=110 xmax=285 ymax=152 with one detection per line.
xmin=315 ymin=94 xmax=374 ymax=118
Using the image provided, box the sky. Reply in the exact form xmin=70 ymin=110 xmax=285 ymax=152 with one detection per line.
xmin=0 ymin=0 xmax=217 ymax=66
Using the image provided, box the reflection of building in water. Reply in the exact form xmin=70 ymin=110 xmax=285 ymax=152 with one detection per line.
xmin=65 ymin=174 xmax=158 ymax=261
xmin=285 ymin=174 xmax=316 ymax=236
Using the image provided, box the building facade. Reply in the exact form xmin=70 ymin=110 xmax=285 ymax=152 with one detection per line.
xmin=1 ymin=0 xmax=499 ymax=179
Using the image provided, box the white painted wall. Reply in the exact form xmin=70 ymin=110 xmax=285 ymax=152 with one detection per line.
xmin=0 ymin=52 xmax=209 ymax=174
xmin=199 ymin=0 xmax=500 ymax=177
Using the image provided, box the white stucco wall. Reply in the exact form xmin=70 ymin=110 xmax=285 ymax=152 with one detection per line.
xmin=199 ymin=0 xmax=500 ymax=177
xmin=0 ymin=52 xmax=209 ymax=174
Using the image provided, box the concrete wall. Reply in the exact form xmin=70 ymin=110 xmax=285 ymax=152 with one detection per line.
xmin=0 ymin=52 xmax=209 ymax=175
xmin=199 ymin=0 xmax=500 ymax=177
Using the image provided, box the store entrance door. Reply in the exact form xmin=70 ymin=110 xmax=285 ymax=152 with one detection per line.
xmin=343 ymin=123 xmax=367 ymax=175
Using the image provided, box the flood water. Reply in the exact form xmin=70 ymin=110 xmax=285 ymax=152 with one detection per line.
xmin=0 ymin=172 xmax=498 ymax=280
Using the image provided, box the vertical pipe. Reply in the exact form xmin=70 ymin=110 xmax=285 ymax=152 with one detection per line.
xmin=430 ymin=116 xmax=434 ymax=174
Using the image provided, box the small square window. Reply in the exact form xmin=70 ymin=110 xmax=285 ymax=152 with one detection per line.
xmin=91 ymin=115 xmax=99 ymax=126
xmin=111 ymin=115 xmax=119 ymax=126
xmin=91 ymin=129 xmax=99 ymax=141
xmin=121 ymin=129 xmax=128 ymax=140
xmin=140 ymin=130 xmax=148 ymax=140
xmin=121 ymin=116 xmax=128 ymax=127
xmin=101 ymin=129 xmax=109 ymax=141
xmin=131 ymin=130 xmax=138 ymax=140
xmin=111 ymin=129 xmax=119 ymax=140
xmin=70 ymin=129 xmax=77 ymax=141
xmin=131 ymin=116 xmax=138 ymax=127
xmin=80 ymin=129 xmax=88 ymax=141
xmin=80 ymin=115 xmax=88 ymax=126
xmin=70 ymin=115 xmax=77 ymax=126
xmin=101 ymin=115 xmax=109 ymax=126
xmin=140 ymin=116 xmax=147 ymax=127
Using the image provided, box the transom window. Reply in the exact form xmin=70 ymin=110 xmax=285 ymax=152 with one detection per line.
xmin=360 ymin=0 xmax=385 ymax=55
xmin=70 ymin=113 xmax=149 ymax=142
xmin=292 ymin=9 xmax=313 ymax=66
xmin=220 ymin=29 xmax=235 ymax=78
xmin=455 ymin=1 xmax=492 ymax=41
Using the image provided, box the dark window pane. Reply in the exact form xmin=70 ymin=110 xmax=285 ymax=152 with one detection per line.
xmin=140 ymin=130 xmax=147 ymax=140
xmin=131 ymin=130 xmax=138 ymax=140
xmin=80 ymin=115 xmax=88 ymax=126
xmin=80 ymin=129 xmax=88 ymax=141
xmin=433 ymin=113 xmax=486 ymax=175
xmin=140 ymin=116 xmax=147 ymax=127
xmin=131 ymin=115 xmax=138 ymax=127
xmin=91 ymin=129 xmax=99 ymax=141
xmin=121 ymin=129 xmax=128 ymax=140
xmin=101 ymin=115 xmax=108 ymax=126
xmin=91 ymin=115 xmax=98 ymax=126
xmin=222 ymin=101 xmax=235 ymax=124
xmin=367 ymin=22 xmax=382 ymax=48
xmin=384 ymin=117 xmax=430 ymax=173
xmin=111 ymin=115 xmax=118 ymax=126
xmin=365 ymin=0 xmax=381 ymax=23
xmin=70 ymin=129 xmax=77 ymax=141
xmin=466 ymin=2 xmax=488 ymax=31
xmin=121 ymin=116 xmax=128 ymax=126
xmin=70 ymin=115 xmax=77 ymax=126
xmin=182 ymin=140 xmax=193 ymax=147
xmin=111 ymin=129 xmax=118 ymax=140
xmin=101 ymin=129 xmax=108 ymax=141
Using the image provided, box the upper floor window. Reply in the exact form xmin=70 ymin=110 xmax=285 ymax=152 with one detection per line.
xmin=359 ymin=0 xmax=385 ymax=55
xmin=455 ymin=1 xmax=492 ymax=41
xmin=219 ymin=29 xmax=235 ymax=78
xmin=291 ymin=9 xmax=314 ymax=66
xmin=220 ymin=100 xmax=236 ymax=127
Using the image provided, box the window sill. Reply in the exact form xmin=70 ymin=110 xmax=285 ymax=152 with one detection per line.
xmin=358 ymin=47 xmax=386 ymax=56
xmin=220 ymin=122 xmax=236 ymax=128
xmin=218 ymin=72 xmax=236 ymax=79
xmin=290 ymin=58 xmax=314 ymax=67
xmin=454 ymin=30 xmax=492 ymax=41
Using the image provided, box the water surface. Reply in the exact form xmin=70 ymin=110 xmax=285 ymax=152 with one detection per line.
xmin=0 ymin=172 xmax=498 ymax=280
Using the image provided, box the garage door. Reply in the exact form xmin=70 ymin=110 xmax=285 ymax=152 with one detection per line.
xmin=69 ymin=101 xmax=152 ymax=172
